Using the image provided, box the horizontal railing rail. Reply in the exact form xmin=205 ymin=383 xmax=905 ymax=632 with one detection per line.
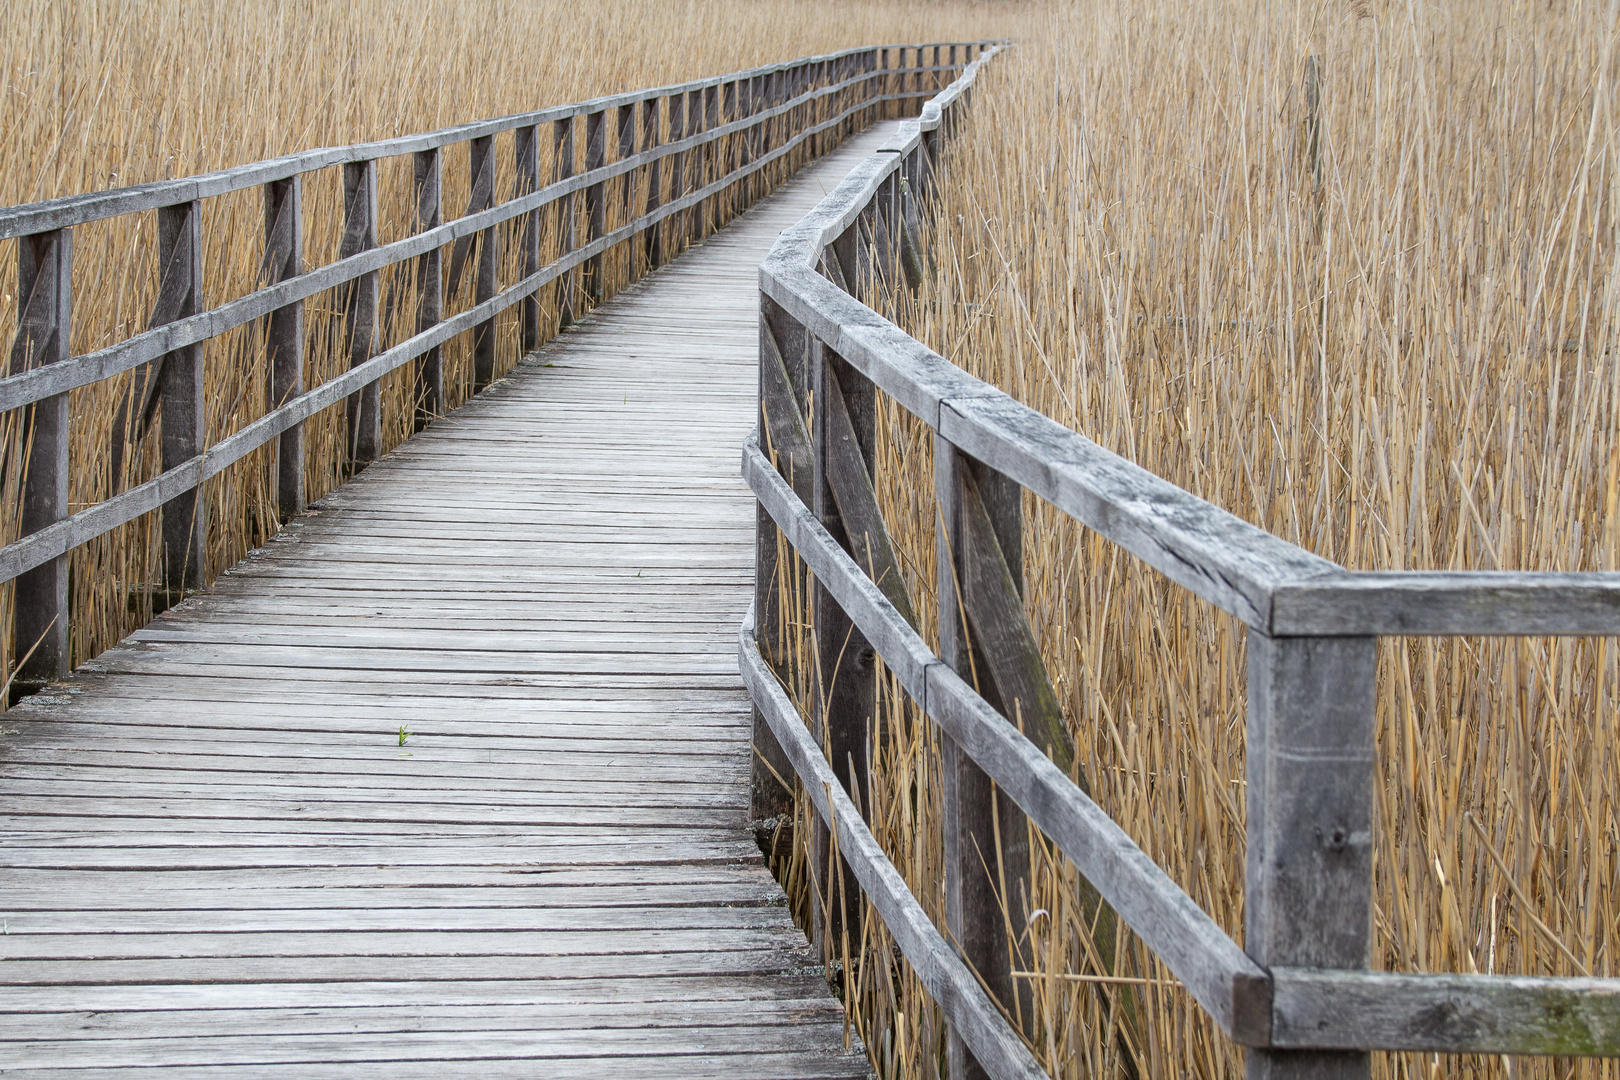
xmin=1 ymin=41 xmax=990 ymax=695
xmin=745 ymin=43 xmax=1620 ymax=1080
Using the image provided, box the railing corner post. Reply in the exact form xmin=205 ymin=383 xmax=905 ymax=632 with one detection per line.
xmin=1245 ymin=629 xmax=1377 ymax=1079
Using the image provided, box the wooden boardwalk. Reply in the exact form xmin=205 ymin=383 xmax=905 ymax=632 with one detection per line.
xmin=0 ymin=129 xmax=892 ymax=1079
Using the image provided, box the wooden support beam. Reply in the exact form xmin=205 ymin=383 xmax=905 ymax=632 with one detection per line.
xmin=1245 ymin=631 xmax=1377 ymax=1079
xmin=515 ymin=125 xmax=542 ymax=352
xmin=584 ymin=110 xmax=607 ymax=305
xmin=8 ymin=228 xmax=72 ymax=693
xmin=751 ymin=296 xmax=812 ymax=828
xmin=156 ymin=201 xmax=207 ymax=599
xmin=469 ymin=135 xmax=499 ymax=390
xmin=643 ymin=97 xmax=664 ymax=269
xmin=553 ymin=117 xmax=577 ymax=329
xmin=935 ymin=438 xmax=1034 ymax=1080
xmin=263 ymin=176 xmax=304 ymax=519
xmin=412 ymin=148 xmax=444 ymax=427
xmin=809 ymin=340 xmax=873 ymax=964
xmin=340 ymin=159 xmax=381 ymax=466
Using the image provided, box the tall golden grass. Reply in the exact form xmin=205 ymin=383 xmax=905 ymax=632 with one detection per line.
xmin=807 ymin=1 xmax=1620 ymax=1077
xmin=0 ymin=0 xmax=1014 ymax=681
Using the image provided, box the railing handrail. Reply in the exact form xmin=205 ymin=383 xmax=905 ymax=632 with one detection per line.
xmin=746 ymin=40 xmax=1620 ymax=1080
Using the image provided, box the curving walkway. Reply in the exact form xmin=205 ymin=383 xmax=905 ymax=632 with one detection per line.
xmin=0 ymin=129 xmax=893 ymax=1079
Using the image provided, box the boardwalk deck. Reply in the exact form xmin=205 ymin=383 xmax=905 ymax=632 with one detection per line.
xmin=0 ymin=128 xmax=895 ymax=1079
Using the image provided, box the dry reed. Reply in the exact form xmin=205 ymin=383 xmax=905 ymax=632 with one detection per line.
xmin=825 ymin=1 xmax=1620 ymax=1077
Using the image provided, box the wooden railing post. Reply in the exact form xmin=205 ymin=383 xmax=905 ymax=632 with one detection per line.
xmin=553 ymin=117 xmax=578 ymax=328
xmin=935 ymin=441 xmax=1038 ymax=1080
xmin=668 ymin=93 xmax=689 ymax=260
xmin=413 ymin=148 xmax=444 ymax=425
xmin=752 ymin=295 xmax=810 ymax=827
xmin=8 ymin=228 xmax=72 ymax=691
xmin=617 ymin=103 xmax=636 ymax=279
xmin=808 ymin=338 xmax=875 ymax=962
xmin=156 ymin=201 xmax=206 ymax=599
xmin=583 ymin=109 xmax=607 ymax=306
xmin=643 ymin=97 xmax=664 ymax=269
xmin=264 ymin=177 xmax=304 ymax=518
xmin=515 ymin=125 xmax=542 ymax=352
xmin=1245 ymin=631 xmax=1376 ymax=1080
xmin=468 ymin=135 xmax=499 ymax=390
xmin=341 ymin=159 xmax=381 ymax=466
xmin=698 ymin=86 xmax=718 ymax=239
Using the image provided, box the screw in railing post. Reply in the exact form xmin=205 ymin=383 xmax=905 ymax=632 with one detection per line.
xmin=584 ymin=110 xmax=607 ymax=307
xmin=8 ymin=228 xmax=72 ymax=694
xmin=411 ymin=150 xmax=444 ymax=426
xmin=553 ymin=117 xmax=577 ymax=329
xmin=156 ymin=201 xmax=207 ymax=601
xmin=1245 ymin=630 xmax=1377 ymax=1079
xmin=935 ymin=437 xmax=1037 ymax=1080
xmin=515 ymin=125 xmax=542 ymax=352
xmin=810 ymin=336 xmax=874 ymax=963
xmin=469 ymin=135 xmax=500 ymax=391
xmin=263 ymin=177 xmax=305 ymax=518
xmin=642 ymin=97 xmax=663 ymax=269
xmin=340 ymin=159 xmax=381 ymax=467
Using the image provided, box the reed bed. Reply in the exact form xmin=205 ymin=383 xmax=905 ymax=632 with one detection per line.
xmin=781 ymin=1 xmax=1620 ymax=1076
xmin=0 ymin=0 xmax=1011 ymax=682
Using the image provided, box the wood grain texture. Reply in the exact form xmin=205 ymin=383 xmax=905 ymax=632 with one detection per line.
xmin=0 ymin=130 xmax=902 ymax=1078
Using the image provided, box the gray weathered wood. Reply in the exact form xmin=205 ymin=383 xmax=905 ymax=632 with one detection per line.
xmin=7 ymin=228 xmax=72 ymax=691
xmin=553 ymin=117 xmax=578 ymax=328
xmin=157 ymin=201 xmax=207 ymax=596
xmin=265 ymin=176 xmax=305 ymax=519
xmin=1245 ymin=631 xmax=1377 ymax=1078
xmin=515 ymin=126 xmax=542 ymax=352
xmin=745 ymin=434 xmax=1273 ymax=1044
xmin=469 ymin=136 xmax=500 ymax=390
xmin=643 ymin=98 xmax=665 ymax=268
xmin=413 ymin=149 xmax=444 ymax=426
xmin=1272 ymin=571 xmax=1620 ymax=636
xmin=809 ymin=341 xmax=873 ymax=960
xmin=584 ymin=110 xmax=607 ymax=305
xmin=341 ymin=160 xmax=381 ymax=465
xmin=740 ymin=611 xmax=1048 ymax=1080
xmin=935 ymin=437 xmax=1030 ymax=1079
xmin=1271 ymin=968 xmax=1620 ymax=1056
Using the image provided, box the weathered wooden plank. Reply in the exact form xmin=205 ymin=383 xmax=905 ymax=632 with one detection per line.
xmin=412 ymin=147 xmax=445 ymax=425
xmin=1272 ymin=570 xmax=1620 ymax=636
xmin=1245 ymin=632 xmax=1376 ymax=1077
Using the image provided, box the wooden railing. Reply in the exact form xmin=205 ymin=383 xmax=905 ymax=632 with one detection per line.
xmin=0 ymin=42 xmax=989 ymax=696
xmin=743 ymin=45 xmax=1620 ymax=1079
